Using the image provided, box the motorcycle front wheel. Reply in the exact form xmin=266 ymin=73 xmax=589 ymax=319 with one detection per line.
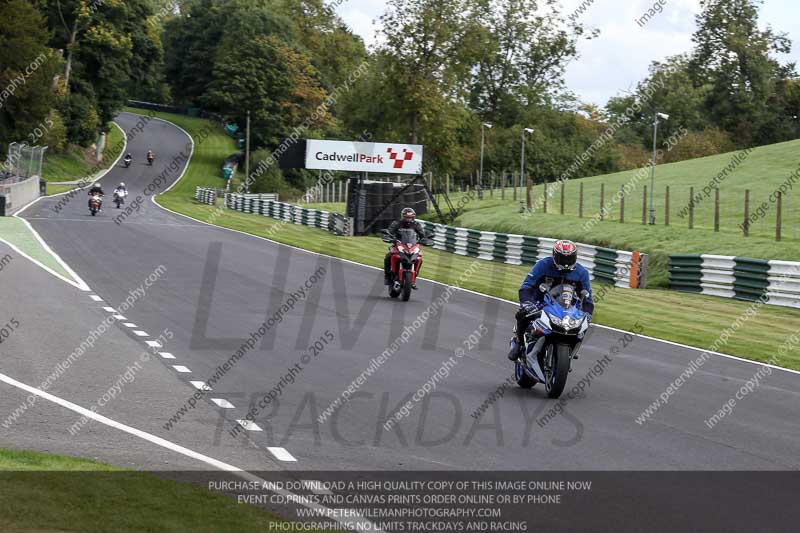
xmin=544 ymin=344 xmax=571 ymax=398
xmin=401 ymin=271 xmax=412 ymax=301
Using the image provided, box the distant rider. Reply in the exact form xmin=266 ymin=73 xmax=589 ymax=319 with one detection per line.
xmin=384 ymin=207 xmax=426 ymax=288
xmin=146 ymin=150 xmax=155 ymax=165
xmin=508 ymin=240 xmax=595 ymax=360
xmin=114 ymin=182 xmax=127 ymax=196
xmin=88 ymin=183 xmax=104 ymax=208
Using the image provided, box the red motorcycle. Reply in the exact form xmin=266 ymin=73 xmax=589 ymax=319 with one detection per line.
xmin=381 ymin=228 xmax=432 ymax=302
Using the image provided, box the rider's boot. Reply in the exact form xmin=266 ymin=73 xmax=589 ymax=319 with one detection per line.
xmin=507 ymin=337 xmax=523 ymax=361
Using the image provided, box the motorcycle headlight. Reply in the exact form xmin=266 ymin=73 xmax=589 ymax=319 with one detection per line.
xmin=547 ymin=314 xmax=562 ymax=327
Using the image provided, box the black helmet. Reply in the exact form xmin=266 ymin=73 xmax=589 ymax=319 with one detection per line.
xmin=553 ymin=240 xmax=578 ymax=271
xmin=401 ymin=207 xmax=416 ymax=224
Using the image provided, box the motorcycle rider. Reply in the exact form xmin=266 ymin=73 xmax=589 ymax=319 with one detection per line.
xmin=123 ymin=153 xmax=132 ymax=166
xmin=384 ymin=207 xmax=427 ymax=288
xmin=113 ymin=182 xmax=128 ymax=207
xmin=87 ymin=183 xmax=104 ymax=209
xmin=508 ymin=240 xmax=594 ymax=361
xmin=146 ymin=150 xmax=155 ymax=165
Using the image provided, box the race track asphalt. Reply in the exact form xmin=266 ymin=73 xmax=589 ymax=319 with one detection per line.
xmin=1 ymin=111 xmax=799 ymax=529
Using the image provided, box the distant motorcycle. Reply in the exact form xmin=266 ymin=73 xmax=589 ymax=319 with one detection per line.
xmin=123 ymin=156 xmax=132 ymax=168
xmin=513 ymin=283 xmax=590 ymax=398
xmin=146 ymin=153 xmax=155 ymax=166
xmin=89 ymin=194 xmax=103 ymax=216
xmin=381 ymin=228 xmax=432 ymax=302
xmin=113 ymin=190 xmax=128 ymax=209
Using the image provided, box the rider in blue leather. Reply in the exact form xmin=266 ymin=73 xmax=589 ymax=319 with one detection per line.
xmin=508 ymin=240 xmax=595 ymax=360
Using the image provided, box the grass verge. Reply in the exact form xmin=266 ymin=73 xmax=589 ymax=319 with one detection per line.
xmin=0 ymin=449 xmax=324 ymax=533
xmin=127 ymin=108 xmax=800 ymax=370
xmin=42 ymin=123 xmax=126 ymax=183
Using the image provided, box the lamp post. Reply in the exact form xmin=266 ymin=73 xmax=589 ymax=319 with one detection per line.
xmin=649 ymin=112 xmax=669 ymax=225
xmin=480 ymin=122 xmax=492 ymax=198
xmin=520 ymin=127 xmax=534 ymax=213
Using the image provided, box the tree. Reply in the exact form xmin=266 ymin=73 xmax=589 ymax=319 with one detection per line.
xmin=377 ymin=0 xmax=472 ymax=144
xmin=468 ymin=0 xmax=594 ymax=125
xmin=0 ymin=0 xmax=59 ymax=154
xmin=689 ymin=0 xmax=794 ymax=145
xmin=204 ymin=34 xmax=332 ymax=148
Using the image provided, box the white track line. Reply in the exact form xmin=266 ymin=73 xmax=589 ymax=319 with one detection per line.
xmin=0 ymin=236 xmax=89 ymax=292
xmin=89 ymin=295 xmax=103 ymax=302
xmin=123 ymin=323 xmax=138 ymax=328
xmin=267 ymin=447 xmax=297 ymax=462
xmin=145 ymin=340 xmax=162 ymax=349
xmin=102 ymin=306 xmax=117 ymax=313
xmin=113 ymin=314 xmax=127 ymax=320
xmin=133 ymin=330 xmax=149 ymax=337
xmin=0 ymin=371 xmax=238 ymax=471
xmin=211 ymin=399 xmax=235 ymax=409
xmin=159 ymin=352 xmax=176 ymax=360
xmin=236 ymin=420 xmax=263 ymax=432
xmin=0 ymin=368 xmax=377 ymax=533
xmin=173 ymin=365 xmax=191 ymax=373
xmin=190 ymin=381 xmax=212 ymax=391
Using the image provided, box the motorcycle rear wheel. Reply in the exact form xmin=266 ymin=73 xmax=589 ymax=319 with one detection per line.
xmin=544 ymin=344 xmax=571 ymax=398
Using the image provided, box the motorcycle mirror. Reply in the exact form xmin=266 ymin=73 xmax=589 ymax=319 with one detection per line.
xmin=580 ymin=290 xmax=589 ymax=299
xmin=539 ymin=283 xmax=549 ymax=293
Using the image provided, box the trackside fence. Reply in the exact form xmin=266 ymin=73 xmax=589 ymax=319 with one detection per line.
xmin=195 ymin=187 xmax=645 ymax=287
xmin=418 ymin=220 xmax=646 ymax=288
xmin=195 ymin=187 xmax=350 ymax=235
xmin=669 ymin=254 xmax=800 ymax=309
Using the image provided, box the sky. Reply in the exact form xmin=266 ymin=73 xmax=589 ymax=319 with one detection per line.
xmin=333 ymin=0 xmax=800 ymax=107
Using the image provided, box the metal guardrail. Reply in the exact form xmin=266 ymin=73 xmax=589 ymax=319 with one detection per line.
xmin=195 ymin=187 xmax=351 ymax=236
xmin=669 ymin=254 xmax=800 ymax=308
xmin=418 ymin=220 xmax=646 ymax=288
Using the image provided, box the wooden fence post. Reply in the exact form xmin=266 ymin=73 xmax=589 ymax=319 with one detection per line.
xmin=620 ymin=185 xmax=625 ymax=223
xmin=600 ymin=183 xmax=605 ymax=221
xmin=776 ymin=191 xmax=783 ymax=242
xmin=688 ymin=186 xmax=694 ymax=229
xmin=714 ymin=188 xmax=720 ymax=232
xmin=513 ymin=173 xmax=517 ymax=201
xmin=642 ymin=185 xmax=647 ymax=225
xmin=542 ymin=185 xmax=547 ymax=213
xmin=665 ymin=186 xmax=670 ymax=226
xmin=526 ymin=176 xmax=532 ymax=210
xmin=744 ymin=189 xmax=750 ymax=237
xmin=560 ymin=182 xmax=565 ymax=215
xmin=579 ymin=182 xmax=584 ymax=218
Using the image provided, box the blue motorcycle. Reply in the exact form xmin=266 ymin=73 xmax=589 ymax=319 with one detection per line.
xmin=514 ymin=283 xmax=590 ymax=398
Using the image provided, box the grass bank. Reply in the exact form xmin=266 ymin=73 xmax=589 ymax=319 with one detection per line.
xmin=128 ymin=108 xmax=800 ymax=370
xmin=0 ymin=449 xmax=325 ymax=532
xmin=42 ymin=123 xmax=126 ymax=183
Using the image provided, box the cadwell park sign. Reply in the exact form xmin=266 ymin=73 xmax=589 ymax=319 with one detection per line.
xmin=305 ymin=139 xmax=424 ymax=175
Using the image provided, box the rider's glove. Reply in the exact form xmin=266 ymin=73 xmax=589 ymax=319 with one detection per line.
xmin=521 ymin=301 xmax=538 ymax=314
xmin=585 ymin=313 xmax=593 ymax=323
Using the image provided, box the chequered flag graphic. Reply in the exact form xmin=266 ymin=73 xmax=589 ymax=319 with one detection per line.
xmin=387 ymin=148 xmax=414 ymax=169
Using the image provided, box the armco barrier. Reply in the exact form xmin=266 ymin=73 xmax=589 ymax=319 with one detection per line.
xmin=195 ymin=188 xmax=351 ymax=235
xmin=418 ymin=220 xmax=643 ymax=288
xmin=195 ymin=187 xmax=642 ymax=286
xmin=669 ymin=254 xmax=800 ymax=309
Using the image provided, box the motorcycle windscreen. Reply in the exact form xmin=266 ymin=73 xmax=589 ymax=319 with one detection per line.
xmin=397 ymin=228 xmax=419 ymax=247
